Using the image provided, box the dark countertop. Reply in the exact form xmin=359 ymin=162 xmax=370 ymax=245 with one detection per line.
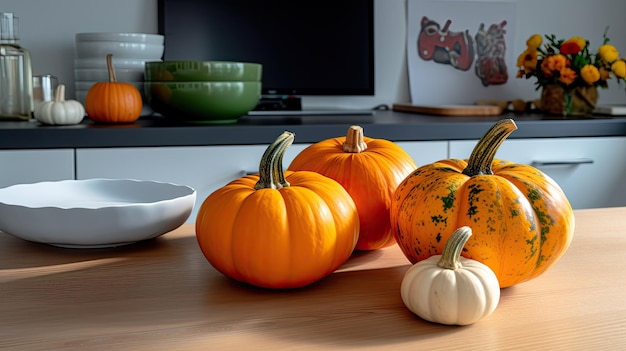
xmin=2 ymin=110 xmax=626 ymax=149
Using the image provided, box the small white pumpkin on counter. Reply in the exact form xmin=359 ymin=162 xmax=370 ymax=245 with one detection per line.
xmin=34 ymin=84 xmax=85 ymax=125
xmin=400 ymin=226 xmax=500 ymax=326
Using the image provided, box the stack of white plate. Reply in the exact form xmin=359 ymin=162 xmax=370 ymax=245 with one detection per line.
xmin=74 ymin=32 xmax=165 ymax=116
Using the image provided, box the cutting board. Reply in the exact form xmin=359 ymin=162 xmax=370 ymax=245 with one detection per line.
xmin=392 ymin=103 xmax=504 ymax=116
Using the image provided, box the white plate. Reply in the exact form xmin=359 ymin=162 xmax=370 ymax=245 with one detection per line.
xmin=0 ymin=179 xmax=196 ymax=248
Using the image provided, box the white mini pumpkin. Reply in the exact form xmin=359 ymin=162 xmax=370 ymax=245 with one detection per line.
xmin=400 ymin=226 xmax=500 ymax=326
xmin=34 ymin=84 xmax=85 ymax=125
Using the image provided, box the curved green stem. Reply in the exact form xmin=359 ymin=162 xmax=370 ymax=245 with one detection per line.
xmin=437 ymin=226 xmax=473 ymax=270
xmin=254 ymin=131 xmax=294 ymax=190
xmin=462 ymin=119 xmax=517 ymax=177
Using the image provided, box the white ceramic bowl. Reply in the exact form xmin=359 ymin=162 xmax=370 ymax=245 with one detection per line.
xmin=74 ymin=58 xmax=161 ymax=70
xmin=75 ymin=41 xmax=164 ymax=60
xmin=74 ymin=89 xmax=154 ymax=116
xmin=0 ymin=179 xmax=196 ymax=248
xmin=74 ymin=80 xmax=144 ymax=92
xmin=74 ymin=67 xmax=145 ymax=82
xmin=76 ymin=32 xmax=164 ymax=45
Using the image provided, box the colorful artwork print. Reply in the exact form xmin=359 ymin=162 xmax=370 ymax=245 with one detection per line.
xmin=417 ymin=17 xmax=508 ymax=86
xmin=407 ymin=1 xmax=516 ymax=105
xmin=474 ymin=21 xmax=508 ymax=86
xmin=418 ymin=17 xmax=475 ymax=71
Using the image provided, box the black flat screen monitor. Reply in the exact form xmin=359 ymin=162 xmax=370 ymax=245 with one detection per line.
xmin=157 ymin=0 xmax=375 ymax=97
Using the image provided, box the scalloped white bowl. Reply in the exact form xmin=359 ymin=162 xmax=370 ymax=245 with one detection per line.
xmin=74 ymin=58 xmax=161 ymax=70
xmin=74 ymin=67 xmax=145 ymax=82
xmin=75 ymin=41 xmax=164 ymax=60
xmin=76 ymin=32 xmax=164 ymax=45
xmin=74 ymin=80 xmax=144 ymax=91
xmin=0 ymin=179 xmax=196 ymax=248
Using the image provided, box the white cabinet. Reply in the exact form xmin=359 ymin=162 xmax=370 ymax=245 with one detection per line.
xmin=449 ymin=137 xmax=626 ymax=209
xmin=74 ymin=136 xmax=626 ymax=218
xmin=395 ymin=141 xmax=448 ymax=166
xmin=0 ymin=149 xmax=74 ymax=188
xmin=74 ymin=141 xmax=447 ymax=223
xmin=75 ymin=144 xmax=310 ymax=223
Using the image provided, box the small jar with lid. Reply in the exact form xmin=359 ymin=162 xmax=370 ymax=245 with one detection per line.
xmin=0 ymin=12 xmax=33 ymax=120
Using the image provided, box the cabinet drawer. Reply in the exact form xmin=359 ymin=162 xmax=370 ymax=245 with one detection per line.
xmin=395 ymin=141 xmax=448 ymax=167
xmin=449 ymin=137 xmax=626 ymax=209
xmin=0 ymin=149 xmax=74 ymax=188
xmin=76 ymin=144 xmax=309 ymax=222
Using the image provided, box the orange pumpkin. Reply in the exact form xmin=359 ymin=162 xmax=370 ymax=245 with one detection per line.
xmin=85 ymin=54 xmax=142 ymax=123
xmin=390 ymin=119 xmax=575 ymax=288
xmin=288 ymin=125 xmax=417 ymax=250
xmin=196 ymin=131 xmax=359 ymax=289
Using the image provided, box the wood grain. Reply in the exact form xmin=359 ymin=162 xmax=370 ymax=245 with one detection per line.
xmin=1 ymin=207 xmax=626 ymax=350
xmin=392 ymin=103 xmax=504 ymax=116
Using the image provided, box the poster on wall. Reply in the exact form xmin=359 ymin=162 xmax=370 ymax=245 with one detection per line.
xmin=407 ymin=0 xmax=517 ymax=105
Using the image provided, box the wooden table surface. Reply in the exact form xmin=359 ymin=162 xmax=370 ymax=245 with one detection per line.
xmin=2 ymin=207 xmax=625 ymax=350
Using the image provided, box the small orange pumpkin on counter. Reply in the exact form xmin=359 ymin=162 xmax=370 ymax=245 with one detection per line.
xmin=85 ymin=54 xmax=142 ymax=123
xmin=390 ymin=118 xmax=575 ymax=288
xmin=288 ymin=125 xmax=417 ymax=250
xmin=195 ymin=131 xmax=359 ymax=289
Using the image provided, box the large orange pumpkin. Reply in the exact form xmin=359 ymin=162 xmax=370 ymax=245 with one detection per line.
xmin=85 ymin=54 xmax=143 ymax=123
xmin=390 ymin=119 xmax=575 ymax=288
xmin=288 ymin=125 xmax=417 ymax=250
xmin=196 ymin=131 xmax=359 ymax=289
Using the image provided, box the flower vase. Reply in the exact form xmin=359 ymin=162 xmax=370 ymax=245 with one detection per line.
xmin=539 ymin=85 xmax=598 ymax=117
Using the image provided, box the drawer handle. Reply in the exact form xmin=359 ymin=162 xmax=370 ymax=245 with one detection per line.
xmin=531 ymin=158 xmax=594 ymax=166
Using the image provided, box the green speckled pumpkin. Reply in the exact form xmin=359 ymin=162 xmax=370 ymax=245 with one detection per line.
xmin=390 ymin=119 xmax=575 ymax=288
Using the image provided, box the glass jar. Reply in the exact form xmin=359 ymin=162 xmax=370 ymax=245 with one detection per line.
xmin=0 ymin=12 xmax=33 ymax=120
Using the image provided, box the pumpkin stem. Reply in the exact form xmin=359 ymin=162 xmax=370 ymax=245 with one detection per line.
xmin=255 ymin=131 xmax=294 ymax=190
xmin=462 ymin=119 xmax=517 ymax=177
xmin=105 ymin=54 xmax=117 ymax=83
xmin=54 ymin=84 xmax=66 ymax=103
xmin=437 ymin=226 xmax=472 ymax=270
xmin=342 ymin=125 xmax=368 ymax=153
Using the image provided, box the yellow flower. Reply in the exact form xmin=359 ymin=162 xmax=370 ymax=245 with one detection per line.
xmin=560 ymin=36 xmax=586 ymax=55
xmin=517 ymin=49 xmax=538 ymax=73
xmin=526 ymin=34 xmax=543 ymax=49
xmin=599 ymin=67 xmax=611 ymax=80
xmin=580 ymin=64 xmax=600 ymax=84
xmin=598 ymin=44 xmax=619 ymax=62
xmin=612 ymin=59 xmax=626 ymax=78
xmin=517 ymin=31 xmax=626 ymax=90
xmin=558 ymin=67 xmax=577 ymax=85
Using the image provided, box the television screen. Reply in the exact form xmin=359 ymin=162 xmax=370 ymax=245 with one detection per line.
xmin=158 ymin=0 xmax=375 ymax=97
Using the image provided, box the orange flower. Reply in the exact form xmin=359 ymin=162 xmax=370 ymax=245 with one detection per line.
xmin=541 ymin=54 xmax=569 ymax=77
xmin=598 ymin=44 xmax=619 ymax=62
xmin=560 ymin=36 xmax=586 ymax=55
xmin=558 ymin=67 xmax=577 ymax=85
xmin=612 ymin=60 xmax=626 ymax=78
xmin=517 ymin=31 xmax=626 ymax=90
xmin=580 ymin=64 xmax=600 ymax=84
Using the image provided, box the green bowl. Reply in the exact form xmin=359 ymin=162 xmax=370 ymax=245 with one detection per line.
xmin=145 ymin=81 xmax=261 ymax=124
xmin=145 ymin=61 xmax=262 ymax=82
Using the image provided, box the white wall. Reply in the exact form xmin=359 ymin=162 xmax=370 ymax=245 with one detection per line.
xmin=2 ymin=0 xmax=625 ymax=110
